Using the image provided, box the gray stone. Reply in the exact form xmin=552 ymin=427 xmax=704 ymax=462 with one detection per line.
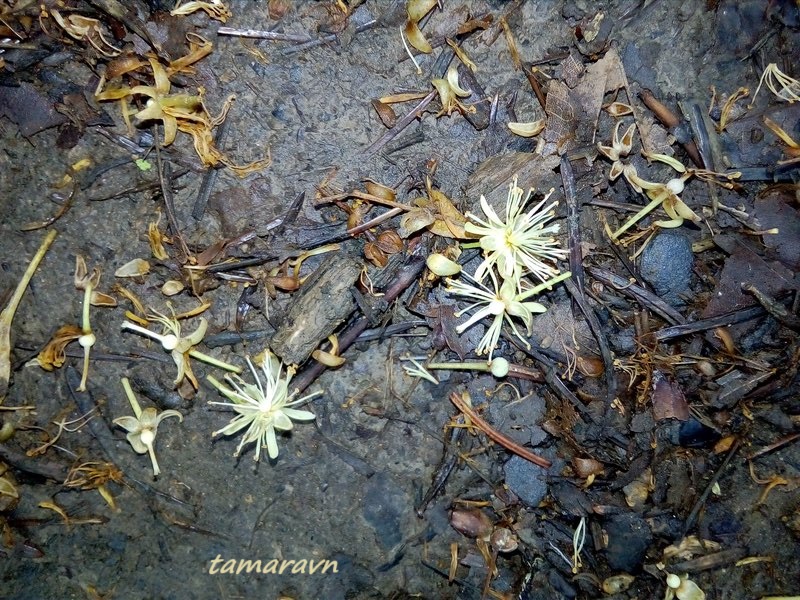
xmin=639 ymin=231 xmax=694 ymax=305
xmin=504 ymin=455 xmax=548 ymax=507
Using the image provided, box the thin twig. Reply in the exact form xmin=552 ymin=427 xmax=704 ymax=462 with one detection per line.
xmin=588 ymin=266 xmax=686 ymax=326
xmin=564 ymin=278 xmax=616 ymax=405
xmin=682 ymin=438 xmax=740 ymax=537
xmin=362 ymin=91 xmax=437 ymax=157
xmin=192 ymin=117 xmax=229 ymax=220
xmin=217 ymin=27 xmax=313 ymax=43
xmin=742 ymin=282 xmax=800 ymax=329
xmin=281 ymin=20 xmax=378 ymax=56
xmin=154 ymin=131 xmax=191 ymax=261
xmin=653 ymin=304 xmax=765 ymax=342
xmin=560 ymin=155 xmax=584 ymax=295
xmin=449 ymin=392 xmax=551 ymax=469
xmin=347 ymin=207 xmax=404 ymax=236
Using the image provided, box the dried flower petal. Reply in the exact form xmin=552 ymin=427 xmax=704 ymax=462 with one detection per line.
xmin=115 ymin=258 xmax=151 ymax=278
xmin=404 ymin=20 xmax=432 ymax=53
xmin=508 ymin=120 xmax=545 ymax=137
xmin=35 ymin=325 xmax=82 ymax=371
xmin=426 ymin=253 xmax=462 ymax=276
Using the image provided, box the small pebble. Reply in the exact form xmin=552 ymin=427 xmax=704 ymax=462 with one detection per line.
xmin=639 ymin=231 xmax=693 ymax=305
xmin=504 ymin=455 xmax=548 ymax=507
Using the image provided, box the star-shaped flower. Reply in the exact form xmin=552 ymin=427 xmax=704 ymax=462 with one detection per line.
xmin=96 ymin=58 xmax=204 ymax=146
xmin=447 ymin=270 xmax=571 ymax=360
xmin=598 ymin=120 xmax=636 ymax=181
xmin=113 ymin=378 xmax=182 ymax=476
xmin=208 ymin=352 xmax=321 ymax=461
xmin=465 ymin=177 xmax=567 ymax=288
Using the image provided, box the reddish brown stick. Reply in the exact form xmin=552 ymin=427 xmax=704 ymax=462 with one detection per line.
xmin=450 ymin=392 xmax=551 ymax=468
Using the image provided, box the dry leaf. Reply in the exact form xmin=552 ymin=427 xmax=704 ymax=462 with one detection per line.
xmin=651 ymin=370 xmax=689 ymax=421
xmin=371 ymin=99 xmax=397 ymax=128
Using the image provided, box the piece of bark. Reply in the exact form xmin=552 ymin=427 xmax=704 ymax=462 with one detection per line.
xmin=270 ymin=253 xmax=363 ymax=365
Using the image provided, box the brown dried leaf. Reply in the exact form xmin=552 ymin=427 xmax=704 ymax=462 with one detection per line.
xmin=371 ymin=99 xmax=397 ymax=128
xmin=431 ymin=303 xmax=469 ymax=359
xmin=429 ymin=189 xmax=466 ymax=238
xmin=651 ymin=370 xmax=689 ymax=421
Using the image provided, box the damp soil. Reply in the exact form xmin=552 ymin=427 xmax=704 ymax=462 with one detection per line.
xmin=0 ymin=1 xmax=798 ymax=599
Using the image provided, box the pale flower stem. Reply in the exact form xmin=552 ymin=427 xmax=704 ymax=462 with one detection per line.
xmin=426 ymin=361 xmax=491 ymax=372
xmin=77 ymin=285 xmax=94 ymax=392
xmin=81 ymin=284 xmax=93 ymax=334
xmin=518 ymin=271 xmax=572 ymax=301
xmin=79 ymin=346 xmax=91 ymax=392
xmin=611 ymin=195 xmax=663 ymax=240
xmin=188 ymin=349 xmax=242 ymax=373
xmin=122 ymin=321 xmax=166 ymax=345
xmin=147 ymin=443 xmax=160 ymax=476
xmin=121 ymin=377 xmax=142 ymax=419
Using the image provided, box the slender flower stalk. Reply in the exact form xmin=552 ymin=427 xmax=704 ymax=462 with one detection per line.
xmin=465 ymin=176 xmax=567 ymax=287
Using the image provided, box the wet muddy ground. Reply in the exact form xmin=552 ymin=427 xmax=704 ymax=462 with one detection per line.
xmin=0 ymin=0 xmax=798 ymax=598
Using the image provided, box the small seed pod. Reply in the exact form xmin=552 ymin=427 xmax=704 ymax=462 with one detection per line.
xmin=450 ymin=508 xmax=493 ymax=540
xmin=490 ymin=527 xmax=518 ymax=553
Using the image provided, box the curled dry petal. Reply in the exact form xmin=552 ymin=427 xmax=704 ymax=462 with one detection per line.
xmin=404 ymin=20 xmax=432 ymax=53
xmin=161 ymin=280 xmax=185 ymax=296
xmin=617 ymin=122 xmax=636 ymax=155
xmin=604 ymin=101 xmax=633 ymax=117
xmin=426 ymin=253 xmax=462 ymax=276
xmin=36 ymin=325 xmax=82 ymax=371
xmin=115 ymin=258 xmax=151 ymax=278
xmin=446 ymin=65 xmax=471 ymax=97
xmin=364 ymin=180 xmax=397 ymax=202
xmin=407 ymin=0 xmax=437 ymax=22
xmin=508 ymin=120 xmax=545 ymax=137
